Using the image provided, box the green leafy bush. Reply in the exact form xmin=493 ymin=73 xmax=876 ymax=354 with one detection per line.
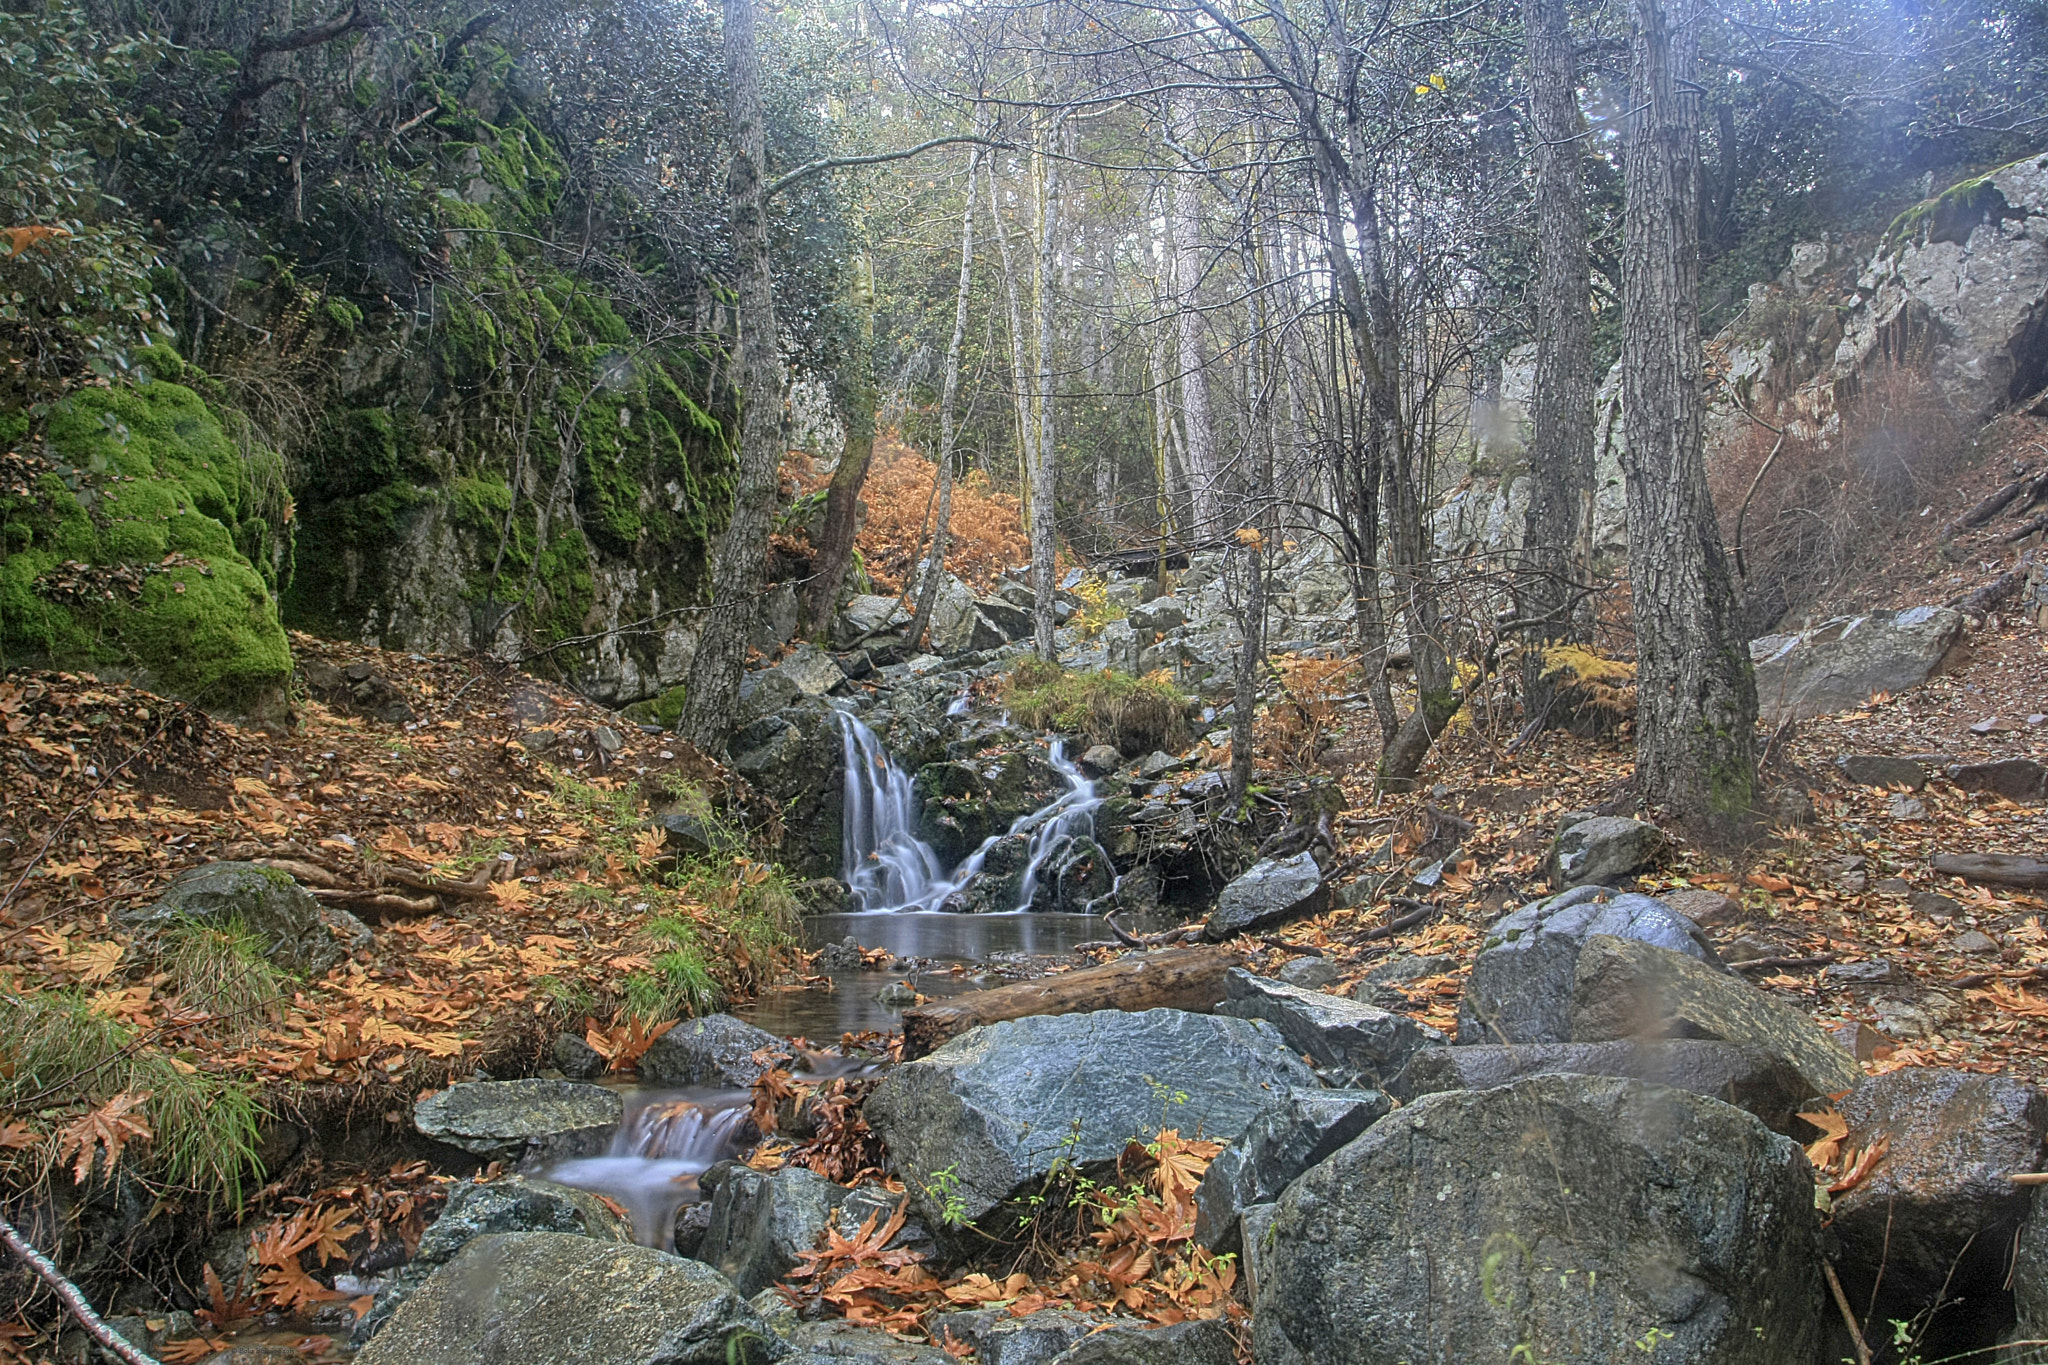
xmin=1001 ymin=659 xmax=1194 ymax=755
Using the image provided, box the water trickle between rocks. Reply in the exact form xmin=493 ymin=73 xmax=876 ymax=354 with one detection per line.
xmin=547 ymin=1095 xmax=751 ymax=1249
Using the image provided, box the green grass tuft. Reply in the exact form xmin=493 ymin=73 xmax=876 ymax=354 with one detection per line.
xmin=1001 ymin=659 xmax=1194 ymax=755
xmin=159 ymin=919 xmax=285 ymax=1035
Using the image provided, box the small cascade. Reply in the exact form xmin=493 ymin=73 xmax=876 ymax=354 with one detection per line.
xmin=546 ymin=1097 xmax=751 ymax=1250
xmin=838 ymin=712 xmax=1104 ymax=914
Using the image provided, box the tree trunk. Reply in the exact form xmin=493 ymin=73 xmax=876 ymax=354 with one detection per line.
xmin=803 ymin=295 xmax=875 ymax=638
xmin=1028 ymin=117 xmax=1062 ymax=659
xmin=1229 ymin=538 xmax=1264 ymax=804
xmin=908 ymin=145 xmax=983 ymax=648
xmin=1621 ymin=0 xmax=1759 ymax=823
xmin=677 ymin=0 xmax=785 ymax=749
xmin=1168 ymin=120 xmax=1222 ymax=538
xmin=988 ymin=161 xmax=1034 ymax=540
xmin=1517 ymin=0 xmax=1599 ymax=727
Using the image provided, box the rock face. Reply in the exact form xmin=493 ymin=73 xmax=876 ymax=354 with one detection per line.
xmin=1217 ymin=970 xmax=1442 ymax=1089
xmin=640 ymin=1014 xmax=786 ymax=1090
xmin=2017 ymin=1193 xmax=2048 ymax=1365
xmin=1828 ymin=1068 xmax=2048 ymax=1361
xmin=1250 ymin=1075 xmax=1824 ymax=1365
xmin=355 ymin=1176 xmax=629 ymax=1343
xmin=769 ymin=644 xmax=846 ymax=699
xmin=1047 ymin=1319 xmax=1236 ymax=1365
xmin=1395 ymin=1039 xmax=1824 ymax=1135
xmin=414 ymin=1080 xmax=620 ymax=1163
xmin=1748 ymin=606 xmax=1964 ymax=723
xmin=865 ymin=1008 xmax=1318 ymax=1228
xmin=1569 ymin=936 xmax=1864 ymax=1096
xmin=696 ymin=1164 xmax=852 ymax=1298
xmin=122 ymin=862 xmax=364 ymax=976
xmin=1204 ymin=852 xmax=1326 ymax=940
xmin=1459 ymin=888 xmax=1717 ymax=1045
xmin=1548 ymin=815 xmax=1665 ymax=888
xmin=352 ymin=1232 xmax=782 ymax=1365
xmin=1192 ymin=1087 xmax=1388 ymax=1252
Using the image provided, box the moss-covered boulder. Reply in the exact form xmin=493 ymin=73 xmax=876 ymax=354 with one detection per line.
xmin=0 ymin=370 xmax=293 ymax=712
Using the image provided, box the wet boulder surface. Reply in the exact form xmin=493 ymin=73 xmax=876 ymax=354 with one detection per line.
xmin=1250 ymin=1074 xmax=1824 ymax=1365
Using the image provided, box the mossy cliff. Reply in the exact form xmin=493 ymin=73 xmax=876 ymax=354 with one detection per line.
xmin=0 ymin=362 xmax=293 ymax=712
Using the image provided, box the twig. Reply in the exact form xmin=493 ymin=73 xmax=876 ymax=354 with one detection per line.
xmin=2009 ymin=1172 xmax=2048 ymax=1186
xmin=1348 ymin=899 xmax=1437 ymax=943
xmin=1258 ymin=937 xmax=1325 ymax=957
xmin=1822 ymin=1259 xmax=1872 ymax=1365
xmin=1729 ymin=954 xmax=1837 ymax=973
xmin=1 ymin=1213 xmax=163 ymax=1365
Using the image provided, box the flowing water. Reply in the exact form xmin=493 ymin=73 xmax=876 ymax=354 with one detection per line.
xmin=546 ymin=1093 xmax=753 ymax=1249
xmin=837 ymin=712 xmax=1105 ymax=914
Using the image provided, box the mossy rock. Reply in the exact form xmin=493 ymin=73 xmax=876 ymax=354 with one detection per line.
xmin=0 ymin=375 xmax=294 ymax=713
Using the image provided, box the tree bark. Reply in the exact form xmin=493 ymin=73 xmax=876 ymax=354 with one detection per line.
xmin=1229 ymin=538 xmax=1264 ymax=804
xmin=802 ymin=270 xmax=876 ymax=638
xmin=908 ymin=145 xmax=983 ymax=648
xmin=1518 ymin=0 xmax=1599 ymax=728
xmin=899 ymin=945 xmax=1246 ymax=1059
xmin=1168 ymin=114 xmax=1223 ymax=538
xmin=1620 ymin=0 xmax=1759 ymax=822
xmin=1028 ymin=115 xmax=1062 ymax=659
xmin=677 ymin=0 xmax=786 ymax=749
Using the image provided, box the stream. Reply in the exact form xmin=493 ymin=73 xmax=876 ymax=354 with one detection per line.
xmin=546 ymin=713 xmax=1120 ymax=1246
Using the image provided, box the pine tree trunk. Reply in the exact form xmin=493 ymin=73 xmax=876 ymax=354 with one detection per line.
xmin=1169 ymin=118 xmax=1222 ymax=539
xmin=803 ymin=335 xmax=874 ymax=638
xmin=1621 ymin=0 xmax=1759 ymax=822
xmin=677 ymin=0 xmax=784 ymax=749
xmin=908 ymin=145 xmax=982 ymax=647
xmin=1518 ymin=0 xmax=1599 ymax=726
xmin=1028 ymin=119 xmax=1061 ymax=659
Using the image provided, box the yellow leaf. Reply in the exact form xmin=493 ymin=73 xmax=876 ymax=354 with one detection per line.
xmin=1798 ymin=1107 xmax=1848 ymax=1169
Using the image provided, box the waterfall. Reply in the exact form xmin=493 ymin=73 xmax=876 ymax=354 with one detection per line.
xmin=547 ymin=1099 xmax=751 ymax=1250
xmin=838 ymin=712 xmax=1104 ymax=914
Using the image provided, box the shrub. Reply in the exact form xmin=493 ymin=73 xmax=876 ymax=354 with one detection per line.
xmin=1001 ymin=659 xmax=1194 ymax=756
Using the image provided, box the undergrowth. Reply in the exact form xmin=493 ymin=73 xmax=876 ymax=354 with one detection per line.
xmin=158 ymin=919 xmax=286 ymax=1037
xmin=1001 ymin=658 xmax=1193 ymax=756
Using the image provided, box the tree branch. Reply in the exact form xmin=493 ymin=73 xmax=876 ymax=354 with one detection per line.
xmin=250 ymin=2 xmax=378 ymax=62
xmin=2 ymin=1214 xmax=164 ymax=1365
xmin=765 ymin=135 xmax=1011 ymax=199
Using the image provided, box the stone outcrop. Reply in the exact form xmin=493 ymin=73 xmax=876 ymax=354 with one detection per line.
xmin=413 ymin=1080 xmax=621 ymax=1164
xmin=121 ymin=862 xmax=367 ymax=977
xmin=640 ymin=1014 xmax=787 ymax=1090
xmin=1749 ymin=606 xmax=1964 ymax=723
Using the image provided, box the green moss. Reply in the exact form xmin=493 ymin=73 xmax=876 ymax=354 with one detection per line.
xmin=1886 ymin=159 xmax=2039 ymax=248
xmin=0 ymin=376 xmax=293 ymax=710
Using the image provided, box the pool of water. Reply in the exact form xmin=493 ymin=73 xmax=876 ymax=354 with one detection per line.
xmin=736 ymin=911 xmax=1111 ymax=1039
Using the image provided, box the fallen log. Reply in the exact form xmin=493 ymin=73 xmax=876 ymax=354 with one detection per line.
xmin=1946 ymin=468 xmax=2038 ymax=536
xmin=309 ymin=887 xmax=438 ymax=918
xmin=1931 ymin=852 xmax=2048 ymax=889
xmin=899 ymin=944 xmax=1247 ymax=1060
xmin=252 ymin=857 xmax=346 ymax=889
xmin=1948 ymin=567 xmax=2026 ymax=617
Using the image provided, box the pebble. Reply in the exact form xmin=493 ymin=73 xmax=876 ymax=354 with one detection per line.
xmin=1824 ymin=960 xmax=1894 ymax=984
xmin=1952 ymin=930 xmax=2000 ymax=956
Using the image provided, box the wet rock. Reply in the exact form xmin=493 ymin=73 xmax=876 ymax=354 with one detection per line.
xmin=1950 ymin=757 xmax=2048 ymax=803
xmin=1548 ymin=815 xmax=1664 ymax=889
xmin=658 ymin=809 xmax=720 ymax=858
xmin=1829 ymin=1069 xmax=2048 ymax=1362
xmin=1394 ymin=1038 xmax=1825 ymax=1135
xmin=1251 ymin=1076 xmax=1823 ymax=1365
xmin=741 ymin=668 xmax=806 ymax=720
xmin=1039 ymin=836 xmax=1114 ymax=913
xmin=1836 ymin=754 xmax=1930 ymax=789
xmin=414 ymin=1080 xmax=620 ymax=1164
xmin=551 ymin=1032 xmax=607 ymax=1081
xmin=1046 ymin=1319 xmax=1235 ymax=1365
xmin=696 ymin=1164 xmax=849 ymax=1298
xmin=1749 ymin=606 xmax=1965 ymax=723
xmin=122 ymin=862 xmax=363 ymax=977
xmin=352 ymin=1232 xmax=781 ymax=1365
xmin=1099 ymin=619 xmax=1141 ymax=674
xmin=641 ymin=1014 xmax=787 ymax=1089
xmin=771 ymin=644 xmax=847 ymax=699
xmin=1831 ymin=1021 xmax=1896 ymax=1062
xmin=1192 ymin=1087 xmax=1389 ymax=1252
xmin=866 ymin=1008 xmax=1318 ymax=1228
xmin=835 ymin=595 xmax=910 ymax=649
xmin=1077 ymin=744 xmax=1122 ymax=776
xmin=1570 ymin=935 xmax=1864 ymax=1095
xmin=980 ymin=1310 xmax=1110 ymax=1365
xmin=354 ymin=1176 xmax=630 ymax=1344
xmin=1204 ymin=851 xmax=1326 ymax=939
xmin=1459 ymin=887 xmax=1717 ymax=1045
xmin=1136 ymin=751 xmax=1185 ymax=779
xmin=944 ymin=833 xmax=1032 ymax=914
xmin=974 ymin=596 xmax=1034 ymax=641
xmin=781 ymin=1319 xmax=957 ymax=1364
xmin=1218 ymin=970 xmax=1442 ymax=1089
xmin=1274 ymin=955 xmax=1341 ymax=990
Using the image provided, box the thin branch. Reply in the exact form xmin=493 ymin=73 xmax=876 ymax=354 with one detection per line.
xmin=765 ymin=135 xmax=1014 ymax=199
xmin=2 ymin=1214 xmax=165 ymax=1365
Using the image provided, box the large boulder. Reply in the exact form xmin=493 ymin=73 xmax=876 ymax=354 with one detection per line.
xmin=1548 ymin=815 xmax=1665 ymax=889
xmin=1570 ymin=936 xmax=1864 ymax=1096
xmin=122 ymin=862 xmax=365 ymax=977
xmin=1216 ymin=970 xmax=1442 ymax=1089
xmin=1048 ymin=1319 xmax=1236 ymax=1365
xmin=1748 ymin=606 xmax=1964 ymax=723
xmin=835 ymin=595 xmax=910 ymax=649
xmin=1835 ymin=754 xmax=1930 ymax=790
xmin=1128 ymin=598 xmax=1186 ymax=633
xmin=769 ymin=644 xmax=846 ymax=699
xmin=414 ymin=1080 xmax=620 ymax=1164
xmin=1204 ymin=852 xmax=1327 ymax=940
xmin=1458 ymin=888 xmax=1717 ymax=1045
xmin=864 ymin=1008 xmax=1318 ymax=1228
xmin=352 ymin=1232 xmax=784 ymax=1365
xmin=1950 ymin=757 xmax=2048 ymax=804
xmin=1827 ymin=1068 xmax=2047 ymax=1362
xmin=1192 ymin=1087 xmax=1388 ymax=1252
xmin=641 ymin=1014 xmax=787 ymax=1090
xmin=1250 ymin=1075 xmax=1824 ymax=1365
xmin=1395 ymin=1039 xmax=1827 ymax=1136
xmin=728 ymin=698 xmax=847 ymax=878
xmin=354 ymin=1176 xmax=629 ymax=1343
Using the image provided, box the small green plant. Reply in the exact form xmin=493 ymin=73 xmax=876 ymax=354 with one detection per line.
xmin=1000 ymin=659 xmax=1193 ymax=754
xmin=1633 ymin=1326 xmax=1674 ymax=1354
xmin=159 ymin=918 xmax=286 ymax=1034
xmin=621 ymin=914 xmax=721 ymax=1021
xmin=922 ymin=1163 xmax=970 ymax=1229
